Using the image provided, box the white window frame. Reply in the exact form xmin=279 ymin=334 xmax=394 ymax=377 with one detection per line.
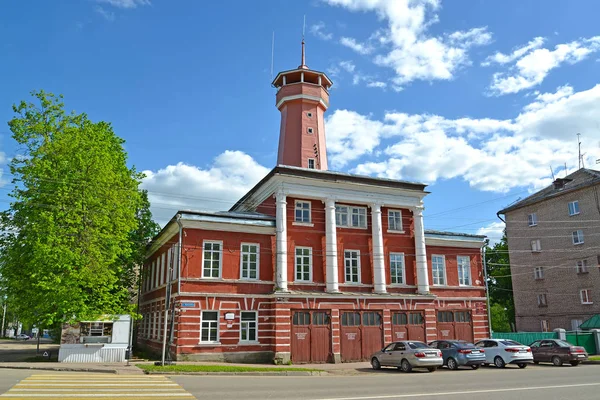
xmin=295 ymin=247 xmax=312 ymax=282
xmin=572 ymin=230 xmax=584 ymax=245
xmin=537 ymin=293 xmax=547 ymax=307
xmin=240 ymin=243 xmax=260 ymax=280
xmin=202 ymin=240 xmax=223 ymax=279
xmin=389 ymin=252 xmax=405 ymax=285
xmin=568 ymin=201 xmax=580 ymax=216
xmin=307 ymin=127 xmax=314 ymax=134
xmin=151 ymin=260 xmax=156 ymax=289
xmin=531 ymin=239 xmax=541 ymax=252
xmin=344 ymin=250 xmax=361 ymax=283
xmin=457 ymin=255 xmax=471 ymax=286
xmin=155 ymin=257 xmax=160 ymax=287
xmin=160 ymin=253 xmax=166 ymax=286
xmin=294 ymin=200 xmax=311 ymax=223
xmin=576 ymin=260 xmax=588 ymax=274
xmin=534 ymin=266 xmax=544 ymax=280
xmin=388 ymin=210 xmax=403 ymax=232
xmin=431 ymin=255 xmax=446 ymax=286
xmin=307 ymin=112 xmax=313 ymax=118
xmin=528 ymin=213 xmax=538 ymax=227
xmin=200 ymin=311 xmax=220 ymax=343
xmin=580 ymin=289 xmax=593 ymax=304
xmin=166 ymin=247 xmax=172 ymax=282
xmin=541 ymin=320 xmax=549 ymax=332
xmin=571 ymin=319 xmax=583 ymax=331
xmin=307 ymin=158 xmax=315 ymax=169
xmin=335 ymin=205 xmax=367 ymax=229
xmin=239 ymin=311 xmax=258 ymax=343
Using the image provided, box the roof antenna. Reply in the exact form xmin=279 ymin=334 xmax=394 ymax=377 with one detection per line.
xmin=549 ymin=166 xmax=555 ymax=181
xmin=270 ymin=31 xmax=275 ymax=81
xmin=300 ymin=15 xmax=308 ymax=69
xmin=578 ymin=133 xmax=582 ymax=170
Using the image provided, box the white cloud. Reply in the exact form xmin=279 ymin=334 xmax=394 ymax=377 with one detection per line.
xmin=482 ymin=37 xmax=545 ymax=66
xmin=477 ymin=221 xmax=505 ymax=245
xmin=367 ymin=81 xmax=387 ymax=88
xmin=141 ymin=151 xmax=269 ymax=225
xmin=340 ymin=37 xmax=373 ymax=55
xmin=339 ymin=60 xmax=356 ymax=72
xmin=95 ymin=6 xmax=115 ymax=21
xmin=326 ymin=84 xmax=600 ymax=192
xmin=96 ymin=0 xmax=150 ymax=8
xmin=324 ymin=0 xmax=492 ymax=87
xmin=310 ymin=22 xmax=333 ymax=41
xmin=487 ymin=36 xmax=600 ymax=95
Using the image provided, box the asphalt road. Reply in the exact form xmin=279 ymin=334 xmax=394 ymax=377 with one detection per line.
xmin=0 ymin=364 xmax=598 ymax=400
xmin=171 ymin=364 xmax=600 ymax=400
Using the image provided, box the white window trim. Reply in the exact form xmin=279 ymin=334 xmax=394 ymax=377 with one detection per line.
xmin=160 ymin=253 xmax=166 ymax=286
xmin=307 ymin=158 xmax=316 ymax=169
xmin=344 ymin=249 xmax=361 ymax=284
xmin=151 ymin=260 xmax=156 ymax=289
xmin=166 ymin=247 xmax=172 ymax=283
xmin=528 ymin=213 xmax=538 ymax=227
xmin=307 ymin=127 xmax=314 ymax=134
xmin=294 ymin=200 xmax=312 ymax=224
xmin=387 ymin=209 xmax=404 ymax=233
xmin=580 ymin=289 xmax=593 ymax=304
xmin=541 ymin=320 xmax=549 ymax=332
xmin=389 ymin=252 xmax=406 ymax=285
xmin=576 ymin=260 xmax=589 ymax=274
xmin=537 ymin=293 xmax=547 ymax=307
xmin=307 ymin=112 xmax=313 ymax=118
xmin=568 ymin=201 xmax=580 ymax=216
xmin=295 ymin=246 xmax=313 ymax=282
xmin=239 ymin=243 xmax=260 ymax=280
xmin=534 ymin=267 xmax=544 ymax=280
xmin=531 ymin=239 xmax=541 ymax=252
xmin=457 ymin=255 xmax=472 ymax=286
xmin=336 ymin=204 xmax=368 ymax=229
xmin=572 ymin=230 xmax=584 ymax=245
xmin=201 ymin=240 xmax=223 ymax=279
xmin=239 ymin=311 xmax=259 ymax=344
xmin=200 ymin=311 xmax=221 ymax=344
xmin=431 ymin=254 xmax=447 ymax=286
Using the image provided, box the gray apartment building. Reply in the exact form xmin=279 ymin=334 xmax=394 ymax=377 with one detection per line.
xmin=498 ymin=168 xmax=600 ymax=332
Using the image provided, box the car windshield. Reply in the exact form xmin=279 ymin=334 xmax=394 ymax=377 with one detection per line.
xmin=500 ymin=340 xmax=523 ymax=346
xmin=408 ymin=342 xmax=429 ymax=349
xmin=554 ymin=340 xmax=572 ymax=347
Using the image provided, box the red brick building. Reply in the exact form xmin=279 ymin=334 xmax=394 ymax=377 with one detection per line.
xmin=138 ymin=43 xmax=489 ymax=363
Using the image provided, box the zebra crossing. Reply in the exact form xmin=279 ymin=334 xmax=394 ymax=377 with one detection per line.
xmin=0 ymin=373 xmax=196 ymax=399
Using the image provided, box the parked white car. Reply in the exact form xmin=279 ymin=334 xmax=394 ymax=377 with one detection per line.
xmin=474 ymin=339 xmax=533 ymax=368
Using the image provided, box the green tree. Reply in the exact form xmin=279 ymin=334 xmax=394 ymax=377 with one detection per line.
xmin=0 ymin=90 xmax=156 ymax=328
xmin=490 ymin=303 xmax=511 ymax=333
xmin=485 ymin=231 xmax=515 ymax=331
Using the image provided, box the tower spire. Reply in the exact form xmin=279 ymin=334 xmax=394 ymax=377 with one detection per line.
xmin=299 ymin=15 xmax=308 ymax=69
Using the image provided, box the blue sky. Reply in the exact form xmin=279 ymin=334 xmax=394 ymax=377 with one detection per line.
xmin=2 ymin=0 xmax=600 ymax=243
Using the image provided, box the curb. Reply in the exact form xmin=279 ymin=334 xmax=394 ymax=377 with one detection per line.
xmin=143 ymin=370 xmax=328 ymax=376
xmin=0 ymin=365 xmax=119 ymax=374
xmin=583 ymin=360 xmax=600 ymax=365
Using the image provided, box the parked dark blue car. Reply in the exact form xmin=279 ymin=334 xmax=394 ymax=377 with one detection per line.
xmin=429 ymin=340 xmax=486 ymax=370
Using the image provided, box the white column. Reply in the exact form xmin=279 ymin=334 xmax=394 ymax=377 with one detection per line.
xmin=275 ymin=191 xmax=288 ymax=292
xmin=371 ymin=203 xmax=386 ymax=294
xmin=413 ymin=205 xmax=429 ymax=294
xmin=324 ymin=198 xmax=339 ymax=293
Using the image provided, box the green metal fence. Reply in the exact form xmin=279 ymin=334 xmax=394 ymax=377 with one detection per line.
xmin=566 ymin=331 xmax=597 ymax=355
xmin=491 ymin=331 xmax=558 ymax=345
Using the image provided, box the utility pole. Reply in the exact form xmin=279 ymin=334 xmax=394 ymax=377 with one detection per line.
xmin=1 ymin=301 xmax=6 ymax=338
xmin=482 ymin=246 xmax=493 ymax=337
xmin=577 ymin=133 xmax=582 ymax=169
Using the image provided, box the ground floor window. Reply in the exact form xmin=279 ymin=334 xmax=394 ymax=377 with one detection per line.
xmin=240 ymin=311 xmax=257 ymax=342
xmin=201 ymin=311 xmax=219 ymax=343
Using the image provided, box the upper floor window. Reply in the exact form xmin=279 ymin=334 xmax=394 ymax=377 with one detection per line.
xmin=335 ymin=205 xmax=367 ymax=228
xmin=389 ymin=253 xmax=405 ymax=284
xmin=431 ymin=255 xmax=446 ymax=286
xmin=576 ymin=260 xmax=588 ymax=274
xmin=202 ymin=241 xmax=222 ymax=278
xmin=568 ymin=201 xmax=579 ymax=216
xmin=541 ymin=320 xmax=549 ymax=332
xmin=572 ymin=230 xmax=584 ymax=245
xmin=344 ymin=250 xmax=361 ymax=283
xmin=580 ymin=289 xmax=593 ymax=304
xmin=388 ymin=210 xmax=403 ymax=232
xmin=295 ymin=247 xmax=312 ymax=282
xmin=537 ymin=293 xmax=548 ymax=307
xmin=534 ymin=266 xmax=544 ymax=280
xmin=531 ymin=239 xmax=541 ymax=252
xmin=240 ymin=243 xmax=259 ymax=280
xmin=457 ymin=256 xmax=471 ymax=286
xmin=295 ymin=201 xmax=311 ymax=223
xmin=307 ymin=158 xmax=315 ymax=169
xmin=528 ymin=213 xmax=538 ymax=226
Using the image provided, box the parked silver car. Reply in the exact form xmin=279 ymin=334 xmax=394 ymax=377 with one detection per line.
xmin=371 ymin=341 xmax=443 ymax=372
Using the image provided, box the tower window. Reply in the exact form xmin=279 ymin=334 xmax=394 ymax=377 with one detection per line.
xmin=307 ymin=112 xmax=313 ymax=118
xmin=308 ymin=159 xmax=315 ymax=169
xmin=307 ymin=127 xmax=314 ymax=134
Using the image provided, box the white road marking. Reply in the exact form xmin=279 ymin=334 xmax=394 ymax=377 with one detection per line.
xmin=312 ymin=382 xmax=600 ymax=400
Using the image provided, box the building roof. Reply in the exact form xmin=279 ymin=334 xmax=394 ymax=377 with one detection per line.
xmin=498 ymin=168 xmax=600 ymax=214
xmin=230 ymin=165 xmax=428 ymax=211
xmin=424 ymin=230 xmax=487 ymax=241
xmin=580 ymin=314 xmax=600 ymax=330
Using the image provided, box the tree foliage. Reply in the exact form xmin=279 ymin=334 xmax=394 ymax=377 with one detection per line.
xmin=485 ymin=231 xmax=515 ymax=331
xmin=0 ymin=91 xmax=158 ymax=327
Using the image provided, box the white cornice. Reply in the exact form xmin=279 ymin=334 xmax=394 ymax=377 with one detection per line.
xmin=425 ymin=237 xmax=485 ymax=249
xmin=181 ymin=220 xmax=275 ymax=235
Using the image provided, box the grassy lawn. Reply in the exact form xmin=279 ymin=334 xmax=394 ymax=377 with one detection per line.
xmin=589 ymin=356 xmax=600 ymax=361
xmin=137 ymin=364 xmax=322 ymax=373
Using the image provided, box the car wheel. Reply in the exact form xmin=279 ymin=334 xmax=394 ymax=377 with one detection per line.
xmin=570 ymin=361 xmax=580 ymax=367
xmin=471 ymin=364 xmax=480 ymax=370
xmin=518 ymin=363 xmax=527 ymax=369
xmin=371 ymin=358 xmax=381 ymax=370
xmin=447 ymin=357 xmax=459 ymax=370
xmin=427 ymin=367 xmax=436 ymax=372
xmin=552 ymin=356 xmax=563 ymax=366
xmin=494 ymin=356 xmax=506 ymax=368
xmin=400 ymin=359 xmax=412 ymax=373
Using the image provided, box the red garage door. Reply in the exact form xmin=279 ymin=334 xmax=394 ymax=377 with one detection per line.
xmin=437 ymin=311 xmax=473 ymax=342
xmin=291 ymin=311 xmax=331 ymax=363
xmin=340 ymin=311 xmax=383 ymax=362
xmin=391 ymin=312 xmax=425 ymax=342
